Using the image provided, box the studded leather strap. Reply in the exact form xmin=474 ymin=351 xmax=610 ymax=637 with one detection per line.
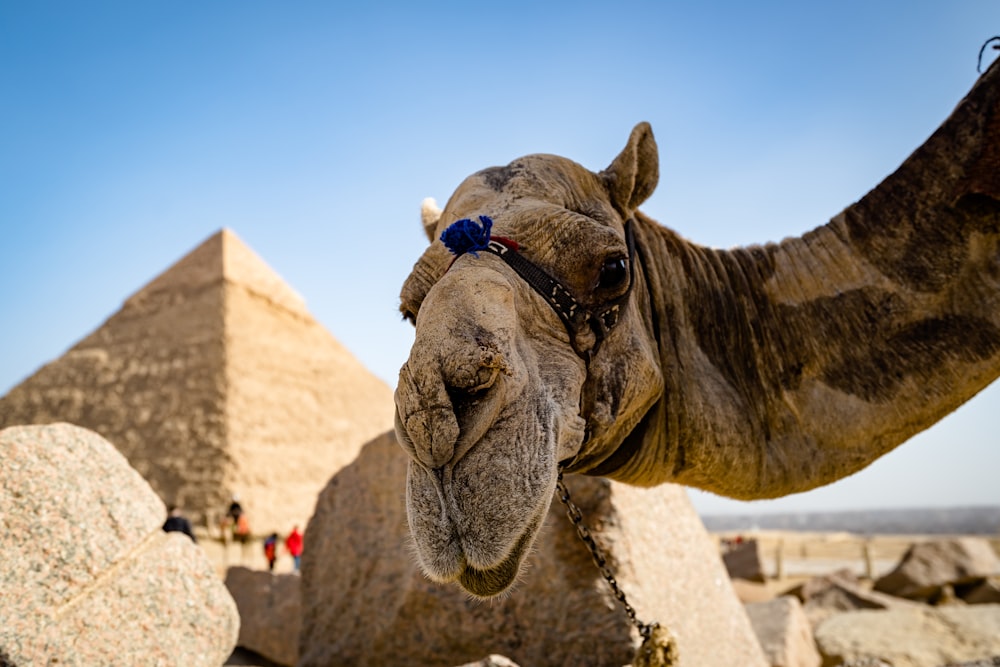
xmin=484 ymin=219 xmax=636 ymax=360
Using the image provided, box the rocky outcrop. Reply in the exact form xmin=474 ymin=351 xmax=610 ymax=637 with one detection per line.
xmin=785 ymin=569 xmax=861 ymax=602
xmin=224 ymin=567 xmax=300 ymax=667
xmin=0 ymin=423 xmax=238 ymax=666
xmin=873 ymin=538 xmax=1000 ymax=601
xmin=0 ymin=229 xmax=394 ymax=534
xmin=784 ymin=569 xmax=921 ymax=629
xmin=813 ymin=605 xmax=1000 ymax=667
xmin=744 ymin=595 xmax=821 ymax=667
xmin=299 ymin=431 xmax=767 ymax=667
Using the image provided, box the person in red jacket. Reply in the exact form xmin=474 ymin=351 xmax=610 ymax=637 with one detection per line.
xmin=285 ymin=525 xmax=303 ymax=571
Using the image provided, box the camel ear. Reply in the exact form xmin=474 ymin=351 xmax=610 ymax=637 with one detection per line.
xmin=602 ymin=122 xmax=659 ymax=213
xmin=421 ymin=197 xmax=443 ymax=243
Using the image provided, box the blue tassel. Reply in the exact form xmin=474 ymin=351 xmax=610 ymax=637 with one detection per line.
xmin=441 ymin=215 xmax=493 ymax=257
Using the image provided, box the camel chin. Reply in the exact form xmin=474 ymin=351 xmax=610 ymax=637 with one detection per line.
xmin=401 ymin=415 xmax=560 ymax=598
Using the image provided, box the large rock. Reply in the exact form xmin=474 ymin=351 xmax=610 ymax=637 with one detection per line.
xmin=873 ymin=538 xmax=1000 ymax=601
xmin=299 ymin=431 xmax=766 ymax=667
xmin=225 ymin=567 xmax=301 ymax=667
xmin=813 ymin=605 xmax=1000 ymax=667
xmin=784 ymin=569 xmax=861 ymax=602
xmin=0 ymin=423 xmax=239 ymax=666
xmin=744 ymin=595 xmax=821 ymax=667
xmin=785 ymin=569 xmax=921 ymax=629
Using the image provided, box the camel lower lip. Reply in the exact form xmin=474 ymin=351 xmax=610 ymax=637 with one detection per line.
xmin=458 ymin=558 xmax=520 ymax=597
xmin=456 ymin=510 xmax=541 ymax=598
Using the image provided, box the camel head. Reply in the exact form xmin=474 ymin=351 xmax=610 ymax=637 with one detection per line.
xmin=395 ymin=123 xmax=665 ymax=597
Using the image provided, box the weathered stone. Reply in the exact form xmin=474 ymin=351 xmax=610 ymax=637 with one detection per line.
xmin=0 ymin=423 xmax=239 ymax=666
xmin=961 ymin=577 xmax=1000 ymax=605
xmin=873 ymin=538 xmax=1000 ymax=601
xmin=225 ymin=567 xmax=300 ymax=667
xmin=299 ymin=431 xmax=767 ymax=667
xmin=785 ymin=568 xmax=921 ymax=629
xmin=814 ymin=605 xmax=1000 ymax=667
xmin=784 ymin=569 xmax=860 ymax=602
xmin=723 ymin=538 xmax=768 ymax=583
xmin=0 ymin=229 xmax=394 ymax=535
xmin=744 ymin=595 xmax=821 ymax=667
xmin=940 ymin=658 xmax=1000 ymax=666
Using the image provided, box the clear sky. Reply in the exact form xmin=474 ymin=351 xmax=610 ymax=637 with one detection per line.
xmin=2 ymin=2 xmax=998 ymax=516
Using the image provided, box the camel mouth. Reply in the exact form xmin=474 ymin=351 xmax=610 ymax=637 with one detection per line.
xmin=456 ymin=510 xmax=542 ymax=598
xmin=405 ymin=456 xmax=553 ymax=598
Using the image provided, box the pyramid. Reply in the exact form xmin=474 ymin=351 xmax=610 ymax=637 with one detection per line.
xmin=0 ymin=229 xmax=395 ymax=534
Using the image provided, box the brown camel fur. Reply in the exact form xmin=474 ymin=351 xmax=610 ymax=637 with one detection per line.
xmin=394 ymin=60 xmax=1000 ymax=597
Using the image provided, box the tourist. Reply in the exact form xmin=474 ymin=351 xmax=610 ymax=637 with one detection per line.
xmin=162 ymin=505 xmax=196 ymax=543
xmin=285 ymin=525 xmax=303 ymax=571
xmin=226 ymin=495 xmax=244 ymax=526
xmin=263 ymin=532 xmax=279 ymax=571
xmin=225 ymin=495 xmax=251 ymax=544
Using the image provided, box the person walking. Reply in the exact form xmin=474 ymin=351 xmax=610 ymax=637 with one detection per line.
xmin=263 ymin=533 xmax=278 ymax=572
xmin=285 ymin=525 xmax=303 ymax=572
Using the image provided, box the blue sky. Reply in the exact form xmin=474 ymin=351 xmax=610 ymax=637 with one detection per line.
xmin=2 ymin=2 xmax=998 ymax=516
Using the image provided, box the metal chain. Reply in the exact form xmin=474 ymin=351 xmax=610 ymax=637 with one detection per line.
xmin=555 ymin=469 xmax=658 ymax=640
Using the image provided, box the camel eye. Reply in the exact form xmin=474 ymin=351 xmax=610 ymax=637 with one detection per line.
xmin=597 ymin=257 xmax=627 ymax=289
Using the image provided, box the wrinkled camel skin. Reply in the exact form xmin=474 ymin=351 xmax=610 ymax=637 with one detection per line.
xmin=395 ymin=60 xmax=1000 ymax=598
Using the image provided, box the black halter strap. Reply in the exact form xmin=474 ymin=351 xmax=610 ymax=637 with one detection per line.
xmin=439 ymin=215 xmax=645 ymax=477
xmin=483 ymin=219 xmax=636 ymax=360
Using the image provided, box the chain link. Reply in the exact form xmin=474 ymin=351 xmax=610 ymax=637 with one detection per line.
xmin=555 ymin=469 xmax=658 ymax=640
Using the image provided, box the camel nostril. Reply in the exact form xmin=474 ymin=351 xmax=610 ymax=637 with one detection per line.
xmin=447 ymin=365 xmax=501 ymax=403
xmin=442 ymin=345 xmax=509 ymax=395
xmin=443 ymin=351 xmax=509 ymax=426
xmin=397 ymin=340 xmax=511 ymax=470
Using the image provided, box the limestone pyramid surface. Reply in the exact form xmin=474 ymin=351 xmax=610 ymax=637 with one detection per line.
xmin=0 ymin=229 xmax=395 ymax=535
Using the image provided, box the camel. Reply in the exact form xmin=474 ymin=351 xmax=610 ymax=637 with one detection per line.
xmin=394 ymin=59 xmax=1000 ymax=598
